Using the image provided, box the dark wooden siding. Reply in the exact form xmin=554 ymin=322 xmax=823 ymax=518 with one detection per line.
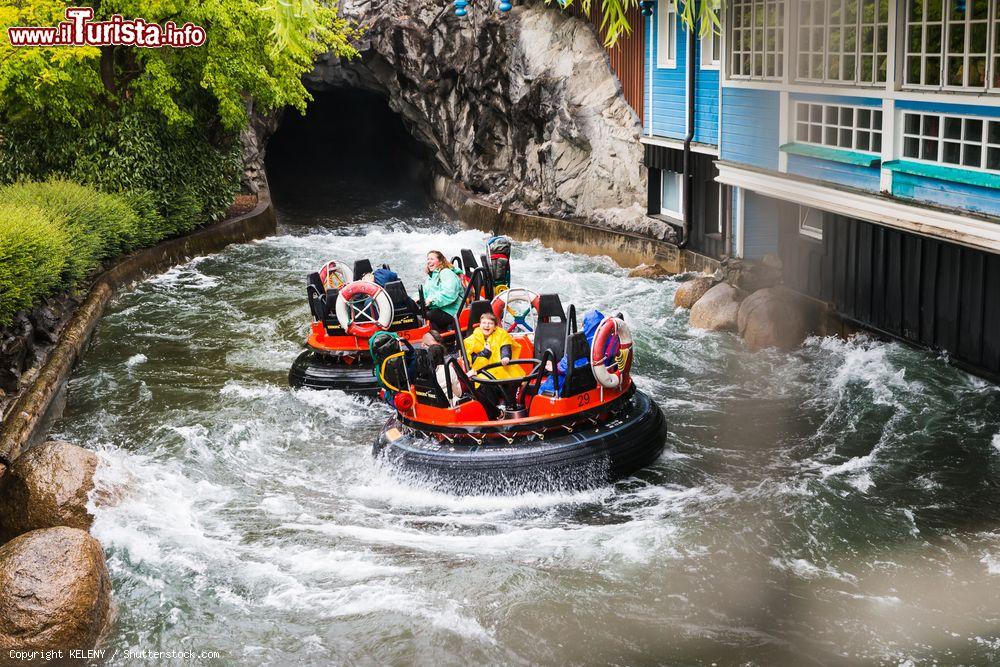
xmin=644 ymin=144 xmax=730 ymax=260
xmin=571 ymin=1 xmax=645 ymax=122
xmin=780 ymin=212 xmax=1000 ymax=378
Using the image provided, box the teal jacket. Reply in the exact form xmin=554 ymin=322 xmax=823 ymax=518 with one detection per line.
xmin=424 ymin=268 xmax=464 ymax=317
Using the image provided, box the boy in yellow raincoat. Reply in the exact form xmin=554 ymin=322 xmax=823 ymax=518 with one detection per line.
xmin=464 ymin=312 xmax=525 ymax=382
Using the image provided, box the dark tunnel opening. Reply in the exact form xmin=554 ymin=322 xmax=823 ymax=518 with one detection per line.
xmin=265 ymin=88 xmax=434 ymax=221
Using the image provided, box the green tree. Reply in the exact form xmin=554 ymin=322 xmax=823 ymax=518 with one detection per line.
xmin=0 ymin=0 xmax=361 ymax=132
xmin=551 ymin=0 xmax=724 ymax=47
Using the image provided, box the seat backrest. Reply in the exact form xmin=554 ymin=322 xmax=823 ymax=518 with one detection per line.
xmin=537 ymin=294 xmax=565 ymax=323
xmin=408 ymin=348 xmax=450 ymax=408
xmin=353 ymin=259 xmax=374 ymax=280
xmin=561 ymin=332 xmax=597 ymax=397
xmin=383 ymin=280 xmax=412 ymax=313
xmin=322 ymin=287 xmax=344 ymax=333
xmin=463 ymin=300 xmax=494 ymax=337
xmin=534 ymin=321 xmax=567 ymax=362
xmin=461 ymin=249 xmax=478 ymax=275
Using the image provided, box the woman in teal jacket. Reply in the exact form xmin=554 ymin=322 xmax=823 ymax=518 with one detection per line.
xmin=422 ymin=250 xmax=464 ymax=335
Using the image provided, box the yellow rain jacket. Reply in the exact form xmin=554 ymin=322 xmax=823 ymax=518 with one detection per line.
xmin=464 ymin=327 xmax=525 ymax=381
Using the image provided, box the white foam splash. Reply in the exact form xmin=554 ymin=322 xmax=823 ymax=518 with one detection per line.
xmin=125 ymin=353 xmax=147 ymax=366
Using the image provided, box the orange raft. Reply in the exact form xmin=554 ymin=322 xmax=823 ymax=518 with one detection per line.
xmin=371 ymin=294 xmax=666 ymax=493
xmin=289 ymin=256 xmax=493 ymax=394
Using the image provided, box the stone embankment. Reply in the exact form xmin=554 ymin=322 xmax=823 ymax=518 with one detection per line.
xmin=0 ymin=195 xmax=276 ymax=654
xmin=0 ymin=442 xmax=110 ymax=652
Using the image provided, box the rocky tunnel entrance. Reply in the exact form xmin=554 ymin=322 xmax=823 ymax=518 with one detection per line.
xmin=265 ymin=88 xmax=433 ymax=215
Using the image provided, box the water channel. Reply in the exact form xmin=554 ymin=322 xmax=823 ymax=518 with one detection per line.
xmin=51 ymin=159 xmax=1000 ymax=664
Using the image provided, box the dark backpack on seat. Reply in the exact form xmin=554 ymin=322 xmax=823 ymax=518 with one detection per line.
xmin=560 ymin=332 xmax=597 ymax=397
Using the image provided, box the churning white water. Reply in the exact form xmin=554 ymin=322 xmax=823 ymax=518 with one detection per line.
xmin=52 ymin=192 xmax=1000 ymax=665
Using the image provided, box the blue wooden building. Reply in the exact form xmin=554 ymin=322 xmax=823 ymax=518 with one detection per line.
xmin=642 ymin=0 xmax=730 ymax=259
xmin=708 ymin=0 xmax=1000 ymax=378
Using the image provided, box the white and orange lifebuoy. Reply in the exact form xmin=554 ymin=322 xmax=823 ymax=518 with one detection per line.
xmin=591 ymin=317 xmax=633 ymax=389
xmin=319 ymin=259 xmax=349 ymax=289
xmin=335 ymin=281 xmax=394 ymax=337
xmin=491 ymin=288 xmax=540 ymax=333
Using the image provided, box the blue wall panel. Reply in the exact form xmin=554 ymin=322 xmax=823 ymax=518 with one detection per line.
xmin=891 ymin=173 xmax=1000 ymax=218
xmin=720 ymin=87 xmax=781 ymax=171
xmin=787 ymin=155 xmax=882 ymax=193
xmin=896 ymin=100 xmax=1000 ymax=118
xmin=644 ymin=11 xmax=719 ymax=145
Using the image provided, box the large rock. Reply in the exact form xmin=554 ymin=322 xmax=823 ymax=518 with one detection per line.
xmin=0 ymin=527 xmax=111 ymax=651
xmin=674 ymin=276 xmax=715 ymax=309
xmin=0 ymin=441 xmax=98 ymax=544
xmin=737 ymin=287 xmax=812 ymax=351
xmin=689 ymin=283 xmax=743 ymax=332
xmin=628 ymin=263 xmax=670 ymax=279
xmin=270 ymin=1 xmax=671 ymax=239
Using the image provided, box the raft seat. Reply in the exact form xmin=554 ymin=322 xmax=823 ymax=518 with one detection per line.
xmin=353 ymin=259 xmax=374 ymax=281
xmin=560 ymin=331 xmax=597 ymax=398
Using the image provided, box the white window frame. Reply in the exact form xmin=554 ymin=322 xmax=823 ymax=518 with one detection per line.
xmin=899 ymin=111 xmax=1000 ymax=173
xmin=799 ymin=206 xmax=825 ymax=240
xmin=702 ymin=25 xmax=722 ymax=69
xmin=795 ymin=0 xmax=891 ymax=86
xmin=657 ymin=0 xmax=678 ymax=69
xmin=729 ymin=0 xmax=786 ymax=80
xmin=660 ymin=170 xmax=685 ymax=219
xmin=903 ymin=0 xmax=999 ymax=93
xmin=794 ymin=101 xmax=884 ymax=154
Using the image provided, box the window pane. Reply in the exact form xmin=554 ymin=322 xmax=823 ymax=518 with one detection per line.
xmin=964 ymin=118 xmax=983 ymax=140
xmin=988 ymin=147 xmax=1000 ymax=171
xmin=989 ymin=122 xmax=1000 ymax=145
xmin=944 ymin=117 xmax=962 ymax=139
xmin=661 ymin=172 xmax=681 ymax=213
xmin=904 ymin=136 xmax=920 ymax=157
xmin=922 ymin=139 xmax=939 ymax=160
xmin=905 ymin=113 xmax=921 ymax=134
xmin=871 ymin=133 xmax=883 ymax=152
xmin=963 ymin=144 xmax=982 ymax=167
xmin=943 ymin=141 xmax=962 ymax=163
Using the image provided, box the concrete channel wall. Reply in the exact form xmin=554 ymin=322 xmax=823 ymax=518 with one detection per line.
xmin=0 ymin=197 xmax=277 ymax=462
xmin=434 ymin=177 xmax=720 ymax=274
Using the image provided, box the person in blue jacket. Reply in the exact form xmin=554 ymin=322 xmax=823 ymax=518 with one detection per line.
xmin=538 ymin=309 xmax=605 ymax=396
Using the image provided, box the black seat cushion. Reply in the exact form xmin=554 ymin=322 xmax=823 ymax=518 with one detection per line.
xmin=537 ymin=294 xmax=565 ymax=323
xmin=461 ymin=249 xmax=479 ymax=275
xmin=561 ymin=332 xmax=597 ymax=397
xmin=534 ymin=321 xmax=567 ymax=362
xmin=463 ymin=300 xmax=495 ymax=337
xmin=353 ymin=259 xmax=374 ymax=281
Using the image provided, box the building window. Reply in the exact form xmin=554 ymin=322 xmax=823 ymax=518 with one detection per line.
xmin=795 ymin=102 xmax=884 ymax=153
xmin=702 ymin=26 xmax=722 ymax=68
xmin=657 ymin=0 xmax=677 ymax=69
xmin=901 ymin=112 xmax=1000 ymax=172
xmin=904 ymin=0 xmax=999 ymax=90
xmin=730 ymin=0 xmax=785 ymax=79
xmin=796 ymin=0 xmax=890 ymax=85
xmin=799 ymin=207 xmax=825 ymax=240
xmin=660 ymin=170 xmax=684 ymax=218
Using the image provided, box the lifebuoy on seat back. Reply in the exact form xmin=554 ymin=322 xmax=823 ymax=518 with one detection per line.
xmin=591 ymin=317 xmax=634 ymax=389
xmin=335 ymin=281 xmax=394 ymax=337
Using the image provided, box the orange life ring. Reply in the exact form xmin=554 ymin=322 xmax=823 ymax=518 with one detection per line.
xmin=591 ymin=317 xmax=633 ymax=389
xmin=335 ymin=281 xmax=395 ymax=337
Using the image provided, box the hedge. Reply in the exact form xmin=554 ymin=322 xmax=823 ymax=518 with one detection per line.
xmin=0 ymin=206 xmax=68 ymax=325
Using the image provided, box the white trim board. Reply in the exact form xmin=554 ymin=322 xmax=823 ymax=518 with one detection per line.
xmin=715 ymin=163 xmax=1000 ymax=254
xmin=640 ymin=135 xmax=720 ymax=156
xmin=721 ymin=80 xmax=1000 ymax=108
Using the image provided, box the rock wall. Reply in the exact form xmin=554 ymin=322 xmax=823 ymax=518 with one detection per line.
xmin=252 ymin=0 xmax=670 ymax=240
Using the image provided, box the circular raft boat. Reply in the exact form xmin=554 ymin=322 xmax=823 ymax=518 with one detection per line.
xmin=289 ymin=254 xmax=494 ymax=393
xmin=371 ymin=295 xmax=666 ymax=493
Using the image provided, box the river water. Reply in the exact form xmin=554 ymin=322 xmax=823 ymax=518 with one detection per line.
xmin=53 ymin=178 xmax=1000 ymax=665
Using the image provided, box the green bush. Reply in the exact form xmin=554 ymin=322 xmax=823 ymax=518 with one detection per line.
xmin=0 ymin=110 xmax=241 ymax=237
xmin=0 ymin=180 xmax=145 ymax=284
xmin=0 ymin=206 xmax=68 ymax=326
